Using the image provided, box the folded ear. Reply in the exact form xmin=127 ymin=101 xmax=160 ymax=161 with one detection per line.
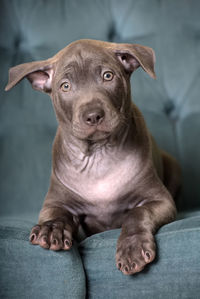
xmin=114 ymin=43 xmax=156 ymax=79
xmin=5 ymin=59 xmax=55 ymax=93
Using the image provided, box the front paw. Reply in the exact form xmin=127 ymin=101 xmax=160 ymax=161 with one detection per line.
xmin=29 ymin=219 xmax=73 ymax=251
xmin=116 ymin=232 xmax=156 ymax=275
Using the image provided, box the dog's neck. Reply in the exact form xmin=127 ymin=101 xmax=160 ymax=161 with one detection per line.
xmin=60 ymin=121 xmax=132 ymax=160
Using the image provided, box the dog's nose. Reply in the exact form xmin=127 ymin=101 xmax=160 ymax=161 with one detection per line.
xmin=83 ymin=108 xmax=105 ymax=126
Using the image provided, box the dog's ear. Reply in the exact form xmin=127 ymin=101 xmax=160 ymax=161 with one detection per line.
xmin=5 ymin=59 xmax=55 ymax=93
xmin=114 ymin=44 xmax=156 ymax=79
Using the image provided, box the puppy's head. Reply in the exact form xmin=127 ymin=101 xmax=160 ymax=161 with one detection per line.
xmin=5 ymin=39 xmax=156 ymax=141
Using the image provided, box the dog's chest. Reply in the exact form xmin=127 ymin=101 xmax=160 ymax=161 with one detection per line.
xmin=56 ymin=151 xmax=140 ymax=206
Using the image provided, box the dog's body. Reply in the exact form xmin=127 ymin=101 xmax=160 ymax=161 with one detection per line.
xmin=6 ymin=39 xmax=181 ymax=275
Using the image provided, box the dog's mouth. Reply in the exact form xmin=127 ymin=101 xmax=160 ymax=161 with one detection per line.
xmin=71 ymin=116 xmax=122 ymax=141
xmin=86 ymin=129 xmax=111 ymax=141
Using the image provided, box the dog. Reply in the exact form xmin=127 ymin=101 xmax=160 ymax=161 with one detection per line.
xmin=5 ymin=39 xmax=181 ymax=275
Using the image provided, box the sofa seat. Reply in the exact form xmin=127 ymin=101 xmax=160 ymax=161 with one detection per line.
xmin=1 ymin=212 xmax=200 ymax=299
xmin=0 ymin=215 xmax=86 ymax=299
xmin=79 ymin=211 xmax=200 ymax=298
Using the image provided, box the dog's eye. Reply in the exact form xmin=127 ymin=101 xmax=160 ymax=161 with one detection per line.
xmin=61 ymin=82 xmax=71 ymax=92
xmin=103 ymin=71 xmax=114 ymax=81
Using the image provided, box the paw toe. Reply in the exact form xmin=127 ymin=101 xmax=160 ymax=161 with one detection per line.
xmin=50 ymin=238 xmax=63 ymax=250
xmin=29 ymin=233 xmax=38 ymax=244
xmin=39 ymin=235 xmax=50 ymax=249
xmin=50 ymin=228 xmax=63 ymax=250
xmin=29 ymin=225 xmax=41 ymax=244
xmin=142 ymin=248 xmax=155 ymax=264
xmin=63 ymin=239 xmax=72 ymax=250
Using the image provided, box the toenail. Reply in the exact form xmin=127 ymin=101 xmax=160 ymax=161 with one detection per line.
xmin=125 ymin=266 xmax=129 ymax=272
xmin=117 ymin=262 xmax=122 ymax=270
xmin=145 ymin=251 xmax=151 ymax=260
xmin=30 ymin=234 xmax=35 ymax=242
xmin=52 ymin=239 xmax=57 ymax=245
xmin=65 ymin=240 xmax=71 ymax=247
xmin=42 ymin=236 xmax=48 ymax=243
xmin=132 ymin=262 xmax=136 ymax=269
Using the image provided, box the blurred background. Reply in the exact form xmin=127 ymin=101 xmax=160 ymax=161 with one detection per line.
xmin=0 ymin=0 xmax=200 ymax=218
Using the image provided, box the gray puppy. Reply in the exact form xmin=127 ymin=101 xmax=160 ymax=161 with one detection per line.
xmin=6 ymin=39 xmax=181 ymax=275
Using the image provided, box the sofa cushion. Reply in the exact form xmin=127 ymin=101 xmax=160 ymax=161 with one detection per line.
xmin=0 ymin=216 xmax=86 ymax=299
xmin=1 ymin=212 xmax=199 ymax=298
xmin=79 ymin=211 xmax=200 ymax=299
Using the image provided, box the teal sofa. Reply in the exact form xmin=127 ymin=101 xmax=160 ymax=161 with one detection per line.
xmin=0 ymin=0 xmax=200 ymax=298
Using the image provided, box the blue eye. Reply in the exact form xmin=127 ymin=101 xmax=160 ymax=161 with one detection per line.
xmin=103 ymin=71 xmax=114 ymax=81
xmin=61 ymin=82 xmax=71 ymax=92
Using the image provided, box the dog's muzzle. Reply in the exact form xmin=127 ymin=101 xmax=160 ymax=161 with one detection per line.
xmin=82 ymin=107 xmax=105 ymax=126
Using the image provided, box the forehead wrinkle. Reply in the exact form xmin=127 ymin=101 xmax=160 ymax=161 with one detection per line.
xmin=62 ymin=55 xmax=91 ymax=75
xmin=56 ymin=48 xmax=123 ymax=84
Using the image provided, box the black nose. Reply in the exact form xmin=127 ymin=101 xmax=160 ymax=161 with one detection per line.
xmin=83 ymin=108 xmax=105 ymax=126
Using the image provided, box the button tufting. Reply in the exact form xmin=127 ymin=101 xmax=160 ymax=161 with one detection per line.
xmin=164 ymin=100 xmax=175 ymax=116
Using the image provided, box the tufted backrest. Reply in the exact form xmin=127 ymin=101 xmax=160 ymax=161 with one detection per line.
xmin=0 ymin=0 xmax=199 ymax=215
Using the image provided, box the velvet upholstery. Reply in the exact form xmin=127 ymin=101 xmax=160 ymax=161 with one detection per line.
xmin=0 ymin=216 xmax=86 ymax=298
xmin=0 ymin=0 xmax=200 ymax=298
xmin=79 ymin=212 xmax=200 ymax=299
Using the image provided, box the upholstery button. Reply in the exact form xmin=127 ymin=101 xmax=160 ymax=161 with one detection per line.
xmin=164 ymin=100 xmax=175 ymax=116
